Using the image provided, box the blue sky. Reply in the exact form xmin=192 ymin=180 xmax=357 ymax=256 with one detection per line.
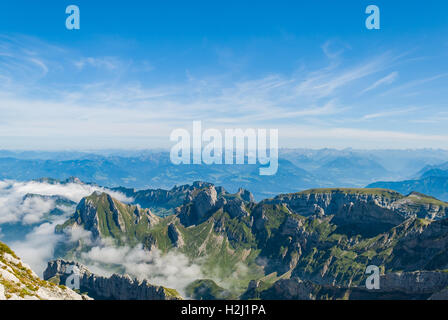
xmin=0 ymin=0 xmax=447 ymax=150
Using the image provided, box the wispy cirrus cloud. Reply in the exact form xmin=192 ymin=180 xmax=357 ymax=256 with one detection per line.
xmin=74 ymin=57 xmax=123 ymax=70
xmin=379 ymin=73 xmax=448 ymax=97
xmin=0 ymin=34 xmax=447 ymax=149
xmin=361 ymin=106 xmax=418 ymax=120
xmin=360 ymin=71 xmax=399 ymax=94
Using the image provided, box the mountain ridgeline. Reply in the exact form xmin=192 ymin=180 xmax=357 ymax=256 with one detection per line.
xmin=55 ymin=182 xmax=448 ymax=299
xmin=367 ymin=161 xmax=448 ymax=201
xmin=4 ymin=148 xmax=448 ymax=201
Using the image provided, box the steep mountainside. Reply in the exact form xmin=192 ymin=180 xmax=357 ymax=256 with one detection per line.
xmin=57 ymin=191 xmax=160 ymax=246
xmin=56 ymin=183 xmax=448 ymax=299
xmin=0 ymin=242 xmax=87 ymax=300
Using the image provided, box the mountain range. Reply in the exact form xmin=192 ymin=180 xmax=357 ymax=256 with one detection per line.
xmin=2 ymin=147 xmax=448 ymax=300
xmin=2 ymin=148 xmax=448 ymax=200
xmin=39 ymin=181 xmax=448 ymax=300
xmin=367 ymin=161 xmax=448 ymax=201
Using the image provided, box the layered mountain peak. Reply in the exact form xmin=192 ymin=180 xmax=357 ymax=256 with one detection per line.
xmin=60 ymin=192 xmax=159 ymax=245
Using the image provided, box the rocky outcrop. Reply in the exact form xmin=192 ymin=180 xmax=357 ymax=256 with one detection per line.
xmin=73 ymin=196 xmax=101 ymax=238
xmin=247 ymin=271 xmax=448 ymax=300
xmin=113 ymin=181 xmax=220 ymax=215
xmin=430 ymin=287 xmax=448 ymax=300
xmin=0 ymin=242 xmax=87 ymax=300
xmin=379 ymin=271 xmax=448 ymax=295
xmin=178 ymin=185 xmax=218 ymax=226
xmin=43 ymin=259 xmax=182 ymax=300
xmin=267 ymin=189 xmax=448 ymax=237
xmin=272 ymin=189 xmax=448 ymax=222
xmin=216 ymin=196 xmax=251 ymax=219
xmin=167 ymin=223 xmax=184 ymax=248
xmin=255 ymin=278 xmax=326 ymax=300
xmin=236 ymin=188 xmax=255 ymax=203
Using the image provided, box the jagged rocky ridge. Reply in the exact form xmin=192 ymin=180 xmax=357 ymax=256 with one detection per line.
xmin=43 ymin=259 xmax=181 ymax=300
xmin=56 ymin=182 xmax=448 ymax=299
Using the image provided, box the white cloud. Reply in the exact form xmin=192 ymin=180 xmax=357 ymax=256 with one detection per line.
xmin=361 ymin=107 xmax=418 ymax=120
xmin=74 ymin=57 xmax=122 ymax=70
xmin=0 ymin=179 xmax=132 ymax=225
xmin=11 ymin=221 xmax=64 ymax=276
xmin=81 ymin=244 xmax=204 ymax=295
xmin=361 ymin=71 xmax=398 ymax=94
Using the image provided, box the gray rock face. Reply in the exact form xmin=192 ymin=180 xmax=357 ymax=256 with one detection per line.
xmin=259 ymin=278 xmax=320 ymax=300
xmin=194 ymin=186 xmax=218 ymax=218
xmin=43 ymin=259 xmax=181 ymax=300
xmin=224 ymin=198 xmax=250 ymax=219
xmin=74 ymin=197 xmax=101 ymax=238
xmin=281 ymin=216 xmax=303 ymax=236
xmin=379 ymin=271 xmax=448 ymax=294
xmin=178 ymin=186 xmax=218 ymax=226
xmin=272 ymin=191 xmax=403 ymax=223
xmin=430 ymin=287 xmax=448 ymax=300
xmin=167 ymin=223 xmax=184 ymax=248
xmin=265 ymin=190 xmax=448 ymax=238
xmin=237 ymin=188 xmax=255 ymax=203
xmin=250 ymin=271 xmax=448 ymax=300
xmin=272 ymin=190 xmax=448 ymax=222
xmin=107 ymin=195 xmax=126 ymax=232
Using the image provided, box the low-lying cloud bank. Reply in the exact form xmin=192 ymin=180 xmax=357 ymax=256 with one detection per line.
xmin=0 ymin=179 xmax=132 ymax=274
xmin=80 ymin=244 xmax=204 ymax=295
xmin=0 ymin=179 xmax=132 ymax=224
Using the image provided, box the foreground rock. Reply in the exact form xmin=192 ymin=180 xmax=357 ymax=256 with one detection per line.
xmin=44 ymin=259 xmax=182 ymax=300
xmin=0 ymin=242 xmax=87 ymax=300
